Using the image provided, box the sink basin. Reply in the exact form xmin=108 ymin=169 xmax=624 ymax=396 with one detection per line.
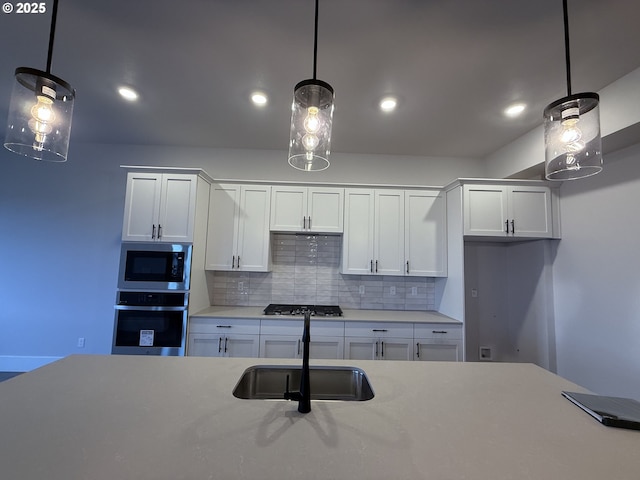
xmin=233 ymin=365 xmax=374 ymax=401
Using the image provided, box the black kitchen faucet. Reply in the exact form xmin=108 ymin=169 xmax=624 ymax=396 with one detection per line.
xmin=283 ymin=309 xmax=311 ymax=413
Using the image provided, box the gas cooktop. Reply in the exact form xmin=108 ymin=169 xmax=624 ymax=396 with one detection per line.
xmin=263 ymin=304 xmax=343 ymax=317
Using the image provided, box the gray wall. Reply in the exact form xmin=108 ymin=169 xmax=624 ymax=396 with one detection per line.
xmin=0 ymin=143 xmax=484 ymax=370
xmin=552 ymin=143 xmax=640 ymax=399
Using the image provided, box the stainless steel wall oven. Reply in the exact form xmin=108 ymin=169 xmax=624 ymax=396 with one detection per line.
xmin=112 ymin=291 xmax=188 ymax=356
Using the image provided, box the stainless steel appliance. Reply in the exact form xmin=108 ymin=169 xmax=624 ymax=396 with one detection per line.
xmin=263 ymin=304 xmax=343 ymax=316
xmin=118 ymin=242 xmax=192 ymax=291
xmin=112 ymin=291 xmax=188 ymax=356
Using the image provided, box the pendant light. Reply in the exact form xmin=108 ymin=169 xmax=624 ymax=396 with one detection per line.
xmin=4 ymin=0 xmax=75 ymax=162
xmin=543 ymin=0 xmax=602 ymax=180
xmin=288 ymin=0 xmax=335 ymax=172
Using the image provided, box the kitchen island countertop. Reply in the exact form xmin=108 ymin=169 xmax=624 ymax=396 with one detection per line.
xmin=191 ymin=305 xmax=461 ymax=324
xmin=1 ymin=354 xmax=638 ymax=479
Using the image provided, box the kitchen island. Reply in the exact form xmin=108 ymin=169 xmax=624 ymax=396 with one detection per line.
xmin=1 ymin=355 xmax=638 ymax=479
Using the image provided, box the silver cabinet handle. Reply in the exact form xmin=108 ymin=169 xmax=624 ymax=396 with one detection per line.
xmin=157 ymin=224 xmax=162 ymax=239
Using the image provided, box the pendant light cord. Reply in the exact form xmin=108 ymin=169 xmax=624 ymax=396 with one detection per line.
xmin=563 ymin=0 xmax=572 ymax=96
xmin=312 ymin=0 xmax=319 ymax=80
xmin=46 ymin=0 xmax=60 ymax=74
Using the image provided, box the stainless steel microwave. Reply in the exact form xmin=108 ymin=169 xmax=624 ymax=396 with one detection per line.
xmin=118 ymin=243 xmax=192 ymax=291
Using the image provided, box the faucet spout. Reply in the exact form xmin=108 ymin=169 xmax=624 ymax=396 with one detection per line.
xmin=283 ymin=309 xmax=311 ymax=413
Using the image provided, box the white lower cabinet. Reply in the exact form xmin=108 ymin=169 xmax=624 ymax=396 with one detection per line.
xmin=188 ymin=317 xmax=462 ymax=361
xmin=344 ymin=322 xmax=414 ymax=361
xmin=260 ymin=319 xmax=344 ymax=360
xmin=414 ymin=324 xmax=463 ymax=361
xmin=187 ymin=318 xmax=260 ymax=357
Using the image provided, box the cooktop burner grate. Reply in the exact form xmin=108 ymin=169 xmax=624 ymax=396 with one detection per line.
xmin=263 ymin=304 xmax=343 ymax=316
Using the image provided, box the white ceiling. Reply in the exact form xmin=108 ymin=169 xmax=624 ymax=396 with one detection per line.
xmin=1 ymin=0 xmax=639 ymax=159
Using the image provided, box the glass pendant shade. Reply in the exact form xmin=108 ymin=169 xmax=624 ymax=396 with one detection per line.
xmin=4 ymin=67 xmax=75 ymax=162
xmin=543 ymin=92 xmax=602 ymax=180
xmin=288 ymin=79 xmax=334 ymax=171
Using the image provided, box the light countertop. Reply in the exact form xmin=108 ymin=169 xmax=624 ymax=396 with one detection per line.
xmin=191 ymin=305 xmax=461 ymax=324
xmin=1 ymin=355 xmax=638 ymax=479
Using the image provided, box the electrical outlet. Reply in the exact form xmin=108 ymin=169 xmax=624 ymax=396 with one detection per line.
xmin=471 ymin=288 xmax=478 ymax=298
xmin=411 ymin=286 xmax=418 ymax=296
xmin=238 ymin=281 xmax=244 ymax=291
xmin=390 ymin=286 xmax=396 ymax=296
xmin=77 ymin=337 xmax=85 ymax=348
xmin=359 ymin=285 xmax=365 ymax=295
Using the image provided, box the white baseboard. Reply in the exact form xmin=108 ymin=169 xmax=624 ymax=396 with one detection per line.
xmin=0 ymin=355 xmax=63 ymax=372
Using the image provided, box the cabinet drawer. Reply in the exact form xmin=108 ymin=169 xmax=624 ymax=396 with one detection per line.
xmin=189 ymin=317 xmax=260 ymax=335
xmin=260 ymin=319 xmax=344 ymax=336
xmin=414 ymin=324 xmax=462 ymax=339
xmin=345 ymin=321 xmax=413 ymax=338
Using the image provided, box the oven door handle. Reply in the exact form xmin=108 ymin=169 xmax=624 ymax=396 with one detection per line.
xmin=114 ymin=305 xmax=187 ymax=312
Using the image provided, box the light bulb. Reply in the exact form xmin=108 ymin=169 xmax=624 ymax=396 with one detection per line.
xmin=28 ymin=94 xmax=56 ymax=144
xmin=303 ymin=106 xmax=320 ymax=133
xmin=302 ymin=133 xmax=319 ymax=152
xmin=559 ymin=107 xmax=585 ymax=169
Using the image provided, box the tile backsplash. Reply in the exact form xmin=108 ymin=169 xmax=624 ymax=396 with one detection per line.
xmin=207 ymin=233 xmax=436 ymax=311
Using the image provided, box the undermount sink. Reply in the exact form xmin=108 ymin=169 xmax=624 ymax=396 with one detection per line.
xmin=233 ymin=365 xmax=375 ymax=401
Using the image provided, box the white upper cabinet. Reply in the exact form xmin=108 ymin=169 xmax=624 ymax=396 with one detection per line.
xmin=342 ymin=189 xmax=405 ymax=275
xmin=122 ymin=172 xmax=198 ymax=242
xmin=405 ymin=190 xmax=447 ymax=277
xmin=342 ymin=188 xmax=447 ymax=277
xmin=205 ymin=184 xmax=271 ymax=271
xmin=463 ymin=184 xmax=553 ymax=238
xmin=270 ymin=186 xmax=344 ymax=233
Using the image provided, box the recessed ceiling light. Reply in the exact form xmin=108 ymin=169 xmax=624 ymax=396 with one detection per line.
xmin=379 ymin=96 xmax=398 ymax=113
xmin=504 ymin=103 xmax=526 ymax=117
xmin=251 ymin=91 xmax=268 ymax=107
xmin=118 ymin=86 xmax=139 ymax=101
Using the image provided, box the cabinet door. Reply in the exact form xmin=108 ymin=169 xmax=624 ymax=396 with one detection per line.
xmin=463 ymin=185 xmax=509 ymax=236
xmin=236 ymin=185 xmax=271 ymax=271
xmin=122 ymin=172 xmax=162 ymax=241
xmin=308 ymin=188 xmax=344 ymax=233
xmin=405 ymin=190 xmax=447 ymax=276
xmin=380 ymin=338 xmax=414 ymax=361
xmin=341 ymin=189 xmax=375 ymax=274
xmin=415 ymin=340 xmax=463 ymax=361
xmin=310 ymin=337 xmax=344 ymax=359
xmin=187 ymin=334 xmax=223 ymax=357
xmin=374 ymin=190 xmax=405 ymax=275
xmin=508 ymin=186 xmax=552 ymax=237
xmin=158 ymin=174 xmax=197 ymax=242
xmin=344 ymin=337 xmax=377 ymax=360
xmin=270 ymin=186 xmax=307 ymax=231
xmin=260 ymin=335 xmax=300 ymax=358
xmin=205 ymin=185 xmax=240 ymax=270
xmin=222 ymin=335 xmax=260 ymax=358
